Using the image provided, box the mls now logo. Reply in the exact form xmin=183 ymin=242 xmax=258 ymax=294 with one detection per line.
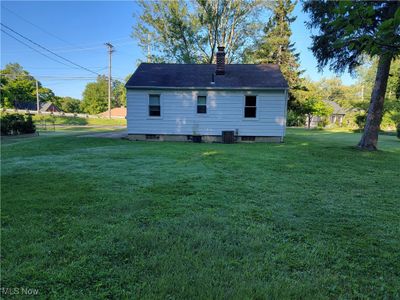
xmin=1 ymin=287 xmax=39 ymax=296
xmin=21 ymin=287 xmax=39 ymax=295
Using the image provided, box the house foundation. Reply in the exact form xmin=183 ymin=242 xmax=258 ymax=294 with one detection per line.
xmin=126 ymin=134 xmax=282 ymax=143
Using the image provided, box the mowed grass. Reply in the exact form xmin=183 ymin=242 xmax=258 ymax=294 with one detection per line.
xmin=1 ymin=129 xmax=399 ymax=299
xmin=32 ymin=115 xmax=126 ymax=126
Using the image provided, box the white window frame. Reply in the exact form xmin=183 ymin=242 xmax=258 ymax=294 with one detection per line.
xmin=243 ymin=95 xmax=258 ymax=120
xmin=197 ymin=95 xmax=207 ymax=114
xmin=148 ymin=94 xmax=162 ymax=119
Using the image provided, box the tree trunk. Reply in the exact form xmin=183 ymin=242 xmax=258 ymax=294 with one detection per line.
xmin=357 ymin=53 xmax=392 ymax=151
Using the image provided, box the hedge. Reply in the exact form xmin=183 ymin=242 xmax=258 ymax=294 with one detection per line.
xmin=1 ymin=113 xmax=36 ymax=136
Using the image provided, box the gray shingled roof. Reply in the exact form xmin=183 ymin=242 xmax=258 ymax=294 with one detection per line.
xmin=13 ymin=101 xmax=59 ymax=112
xmin=125 ymin=63 xmax=288 ymax=89
xmin=323 ymin=100 xmax=347 ymax=115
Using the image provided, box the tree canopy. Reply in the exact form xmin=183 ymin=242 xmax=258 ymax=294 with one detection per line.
xmin=80 ymin=76 xmax=109 ymax=114
xmin=0 ymin=63 xmax=37 ymax=107
xmin=303 ymin=1 xmax=400 ymax=73
xmin=133 ymin=0 xmax=263 ymax=63
xmin=80 ymin=76 xmax=127 ymax=114
xmin=0 ymin=63 xmax=61 ymax=109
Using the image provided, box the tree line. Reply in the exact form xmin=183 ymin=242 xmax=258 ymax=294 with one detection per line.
xmin=0 ymin=63 xmax=127 ymax=115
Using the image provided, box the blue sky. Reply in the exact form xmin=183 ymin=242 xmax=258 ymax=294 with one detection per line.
xmin=1 ymin=1 xmax=356 ymax=99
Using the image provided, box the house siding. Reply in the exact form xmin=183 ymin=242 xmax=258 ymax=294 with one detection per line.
xmin=126 ymin=89 xmax=287 ymax=138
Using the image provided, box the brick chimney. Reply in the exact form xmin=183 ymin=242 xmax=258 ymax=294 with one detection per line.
xmin=216 ymin=46 xmax=225 ymax=75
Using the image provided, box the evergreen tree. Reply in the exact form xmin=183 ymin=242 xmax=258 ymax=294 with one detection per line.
xmin=249 ymin=0 xmax=302 ymax=89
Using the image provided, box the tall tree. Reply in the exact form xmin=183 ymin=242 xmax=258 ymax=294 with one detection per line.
xmin=356 ymin=58 xmax=400 ymax=104
xmin=134 ymin=0 xmax=200 ymax=63
xmin=0 ymin=63 xmax=58 ymax=108
xmin=1 ymin=63 xmax=37 ymax=107
xmin=303 ymin=1 xmax=400 ymax=150
xmin=113 ymin=80 xmax=127 ymax=108
xmin=249 ymin=0 xmax=302 ymax=89
xmin=80 ymin=76 xmax=126 ymax=114
xmin=246 ymin=0 xmax=303 ymax=125
xmin=133 ymin=0 xmax=262 ymax=63
xmin=80 ymin=75 xmax=109 ymax=114
xmin=356 ymin=58 xmax=400 ymax=127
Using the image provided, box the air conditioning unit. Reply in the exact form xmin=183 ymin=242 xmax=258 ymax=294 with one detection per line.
xmin=222 ymin=130 xmax=235 ymax=144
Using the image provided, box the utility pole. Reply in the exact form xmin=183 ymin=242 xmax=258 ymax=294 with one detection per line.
xmin=36 ymin=80 xmax=40 ymax=114
xmin=105 ymin=42 xmax=114 ymax=119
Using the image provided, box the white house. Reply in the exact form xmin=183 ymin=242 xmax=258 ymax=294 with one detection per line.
xmin=125 ymin=47 xmax=289 ymax=142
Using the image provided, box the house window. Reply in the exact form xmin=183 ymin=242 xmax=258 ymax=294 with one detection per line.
xmin=244 ymin=96 xmax=256 ymax=118
xmin=149 ymin=94 xmax=161 ymax=117
xmin=197 ymin=96 xmax=207 ymax=114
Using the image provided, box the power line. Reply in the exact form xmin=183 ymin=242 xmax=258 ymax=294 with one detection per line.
xmin=4 ymin=66 xmax=107 ymax=70
xmin=1 ymin=73 xmax=99 ymax=80
xmin=1 ymin=41 xmax=135 ymax=55
xmin=49 ymin=41 xmax=136 ymax=53
xmin=1 ymin=72 xmax=125 ymax=81
xmin=1 ymin=40 xmax=133 ymax=54
xmin=1 ymin=5 xmax=134 ymax=54
xmin=1 ymin=5 xmax=79 ymax=48
xmin=40 ymin=38 xmax=133 ymax=52
xmin=46 ymin=37 xmax=132 ymax=51
xmin=1 ymin=29 xmax=82 ymax=70
xmin=1 ymin=23 xmax=101 ymax=76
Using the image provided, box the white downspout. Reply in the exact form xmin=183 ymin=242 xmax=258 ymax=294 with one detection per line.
xmin=281 ymin=89 xmax=289 ymax=142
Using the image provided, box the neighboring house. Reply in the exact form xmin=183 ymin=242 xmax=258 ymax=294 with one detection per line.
xmin=13 ymin=101 xmax=61 ymax=113
xmin=125 ymin=47 xmax=289 ymax=142
xmin=325 ymin=100 xmax=347 ymax=125
xmin=98 ymin=107 xmax=126 ymax=118
xmin=308 ymin=100 xmax=347 ymax=128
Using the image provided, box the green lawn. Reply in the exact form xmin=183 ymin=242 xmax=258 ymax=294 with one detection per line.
xmin=1 ymin=129 xmax=399 ymax=298
xmin=32 ymin=115 xmax=126 ymax=126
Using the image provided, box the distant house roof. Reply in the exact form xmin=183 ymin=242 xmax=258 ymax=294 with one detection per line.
xmin=14 ymin=102 xmax=37 ymax=111
xmin=99 ymin=107 xmax=126 ymax=118
xmin=14 ymin=101 xmax=61 ymax=112
xmin=323 ymin=100 xmax=347 ymax=115
xmin=125 ymin=63 xmax=288 ymax=89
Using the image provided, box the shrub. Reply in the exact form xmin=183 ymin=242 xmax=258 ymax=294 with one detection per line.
xmin=355 ymin=114 xmax=367 ymax=131
xmin=397 ymin=124 xmax=400 ymax=139
xmin=380 ymin=112 xmax=396 ymax=130
xmin=21 ymin=114 xmax=36 ymax=133
xmin=0 ymin=113 xmax=36 ymax=135
xmin=0 ymin=115 xmax=10 ymax=135
xmin=317 ymin=118 xmax=329 ymax=128
xmin=286 ymin=110 xmax=305 ymax=127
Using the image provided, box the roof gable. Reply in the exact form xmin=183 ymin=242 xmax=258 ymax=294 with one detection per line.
xmin=323 ymin=100 xmax=347 ymax=115
xmin=126 ymin=63 xmax=288 ymax=89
